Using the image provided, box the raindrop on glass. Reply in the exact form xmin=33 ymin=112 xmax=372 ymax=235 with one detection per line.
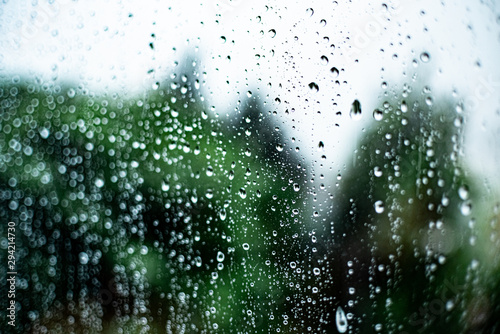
xmin=309 ymin=82 xmax=319 ymax=92
xmin=373 ymin=109 xmax=383 ymax=121
xmin=330 ymin=67 xmax=339 ymax=77
xmin=336 ymin=306 xmax=348 ymax=333
xmin=350 ymin=99 xmax=362 ymax=120
xmin=374 ymin=200 xmax=385 ymax=214
xmin=420 ymin=52 xmax=430 ymax=63
xmin=79 ymin=252 xmax=89 ymax=265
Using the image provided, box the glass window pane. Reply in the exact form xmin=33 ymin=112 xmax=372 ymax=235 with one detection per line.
xmin=1 ymin=1 xmax=499 ymax=333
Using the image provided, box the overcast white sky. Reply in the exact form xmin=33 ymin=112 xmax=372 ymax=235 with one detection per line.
xmin=1 ymin=0 xmax=499 ymax=190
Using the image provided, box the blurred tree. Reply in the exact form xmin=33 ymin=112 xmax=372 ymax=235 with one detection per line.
xmin=0 ymin=62 xmax=306 ymax=334
xmin=308 ymin=84 xmax=500 ymax=333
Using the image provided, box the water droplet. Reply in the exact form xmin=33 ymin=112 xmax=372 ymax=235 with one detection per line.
xmin=350 ymin=99 xmax=362 ymax=120
xmin=79 ymin=252 xmax=89 ymax=265
xmin=320 ymin=55 xmax=329 ymax=65
xmin=420 ymin=52 xmax=430 ymax=63
xmin=373 ymin=109 xmax=383 ymax=121
xmin=140 ymin=245 xmax=148 ymax=255
xmin=306 ymin=8 xmax=314 ymax=16
xmin=293 ymin=183 xmax=300 ymax=192
xmin=309 ymin=82 xmax=319 ymax=92
xmin=374 ymin=200 xmax=385 ymax=213
xmin=336 ymin=306 xmax=348 ymax=333
xmin=268 ymin=29 xmax=276 ymax=38
xmin=206 ymin=166 xmax=214 ymax=177
xmin=276 ymin=144 xmax=284 ymax=152
xmin=239 ymin=188 xmax=247 ymax=199
xmin=205 ymin=189 xmax=214 ymax=199
xmin=40 ymin=128 xmax=50 ymax=139
xmin=95 ymin=178 xmax=104 ymax=188
xmin=242 ymin=243 xmax=250 ymax=250
xmin=313 ymin=267 xmax=320 ymax=275
xmin=401 ymin=100 xmax=408 ymax=113
xmin=373 ymin=166 xmax=383 ymax=177
xmin=460 ymin=201 xmax=472 ymax=216
xmin=161 ymin=181 xmax=170 ymax=192
xmin=458 ymin=185 xmax=469 ymax=200
xmin=330 ymin=67 xmax=339 ymax=77
xmin=220 ymin=36 xmax=226 ymax=43
xmin=216 ymin=251 xmax=225 ymax=262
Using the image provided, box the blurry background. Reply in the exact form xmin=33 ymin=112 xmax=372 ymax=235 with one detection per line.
xmin=1 ymin=0 xmax=500 ymax=333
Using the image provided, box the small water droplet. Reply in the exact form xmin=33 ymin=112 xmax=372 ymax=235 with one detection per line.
xmin=79 ymin=252 xmax=89 ymax=265
xmin=373 ymin=109 xmax=383 ymax=121
xmin=239 ymin=188 xmax=247 ymax=199
xmin=95 ymin=178 xmax=104 ymax=188
xmin=350 ymin=99 xmax=362 ymax=120
xmin=40 ymin=128 xmax=50 ymax=139
xmin=216 ymin=251 xmax=225 ymax=262
xmin=374 ymin=200 xmax=385 ymax=213
xmin=373 ymin=166 xmax=383 ymax=177
xmin=205 ymin=189 xmax=214 ymax=199
xmin=293 ymin=183 xmax=300 ymax=192
xmin=309 ymin=82 xmax=319 ymax=92
xmin=401 ymin=100 xmax=408 ymax=113
xmin=330 ymin=67 xmax=339 ymax=77
xmin=161 ymin=181 xmax=170 ymax=192
xmin=458 ymin=185 xmax=469 ymax=200
xmin=460 ymin=201 xmax=472 ymax=216
xmin=420 ymin=52 xmax=430 ymax=63
xmin=242 ymin=243 xmax=250 ymax=250
xmin=320 ymin=55 xmax=329 ymax=65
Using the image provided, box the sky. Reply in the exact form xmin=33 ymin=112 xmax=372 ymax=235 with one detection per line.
xmin=1 ymin=0 xmax=499 ymax=191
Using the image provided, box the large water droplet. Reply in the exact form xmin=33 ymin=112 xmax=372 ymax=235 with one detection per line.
xmin=336 ymin=306 xmax=348 ymax=333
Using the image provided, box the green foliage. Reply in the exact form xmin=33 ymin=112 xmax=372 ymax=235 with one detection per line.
xmin=0 ymin=71 xmax=305 ymax=333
